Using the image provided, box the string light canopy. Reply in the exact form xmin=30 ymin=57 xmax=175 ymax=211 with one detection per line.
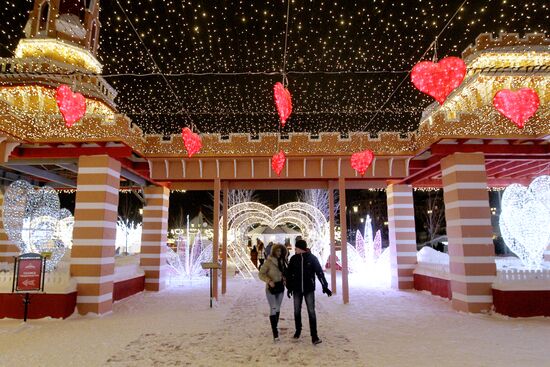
xmin=0 ymin=1 xmax=547 ymax=136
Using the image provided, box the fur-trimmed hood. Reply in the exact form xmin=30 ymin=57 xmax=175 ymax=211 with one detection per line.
xmin=270 ymin=243 xmax=286 ymax=257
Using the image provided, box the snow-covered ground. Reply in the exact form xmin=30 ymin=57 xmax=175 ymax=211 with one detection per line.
xmin=1 ymin=274 xmax=549 ymax=366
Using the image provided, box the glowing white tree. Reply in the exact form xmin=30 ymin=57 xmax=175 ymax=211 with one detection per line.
xmin=116 ymin=221 xmax=142 ymax=254
xmin=299 ymin=189 xmax=339 ymax=219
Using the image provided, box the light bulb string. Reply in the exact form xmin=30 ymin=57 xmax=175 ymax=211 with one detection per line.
xmin=362 ymin=0 xmax=469 ymax=132
xmin=281 ymin=0 xmax=291 ymax=87
xmin=2 ymin=65 xmax=546 ymax=79
xmin=114 ymin=0 xmax=198 ymax=134
xmin=277 ymin=0 xmax=292 ymax=155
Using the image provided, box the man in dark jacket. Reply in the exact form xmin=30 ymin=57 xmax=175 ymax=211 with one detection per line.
xmin=286 ymin=239 xmax=332 ymax=345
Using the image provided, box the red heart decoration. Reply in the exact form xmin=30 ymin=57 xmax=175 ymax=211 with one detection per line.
xmin=493 ymin=88 xmax=540 ymax=129
xmin=181 ymin=127 xmax=202 ymax=158
xmin=271 ymin=150 xmax=286 ymax=176
xmin=351 ymin=149 xmax=375 ymax=176
xmin=273 ymin=82 xmax=292 ymax=127
xmin=411 ymin=57 xmax=466 ymax=104
xmin=56 ymin=85 xmax=86 ymax=127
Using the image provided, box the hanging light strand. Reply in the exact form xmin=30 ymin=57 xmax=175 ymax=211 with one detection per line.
xmin=113 ymin=0 xmax=198 ymax=132
xmin=362 ymin=0 xmax=470 ymax=132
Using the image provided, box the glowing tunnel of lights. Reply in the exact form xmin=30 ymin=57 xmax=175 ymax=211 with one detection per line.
xmin=222 ymin=202 xmax=330 ymax=265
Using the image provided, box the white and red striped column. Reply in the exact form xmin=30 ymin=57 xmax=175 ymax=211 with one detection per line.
xmin=0 ymin=191 xmax=19 ymax=263
xmin=71 ymin=155 xmax=120 ymax=315
xmin=387 ymin=184 xmax=417 ymax=289
xmin=441 ymin=152 xmax=496 ymax=313
xmin=140 ymin=186 xmax=169 ymax=291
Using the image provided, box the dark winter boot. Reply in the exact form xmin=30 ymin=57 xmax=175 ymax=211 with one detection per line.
xmin=293 ymin=329 xmax=301 ymax=339
xmin=269 ymin=315 xmax=279 ymax=340
xmin=312 ymin=336 xmax=322 ymax=345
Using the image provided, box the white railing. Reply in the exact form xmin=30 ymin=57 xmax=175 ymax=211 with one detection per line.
xmin=413 ymin=250 xmax=550 ymax=290
xmin=495 ymin=268 xmax=550 ymax=282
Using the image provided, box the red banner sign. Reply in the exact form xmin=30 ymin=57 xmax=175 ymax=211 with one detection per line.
xmin=16 ymin=258 xmax=43 ymax=292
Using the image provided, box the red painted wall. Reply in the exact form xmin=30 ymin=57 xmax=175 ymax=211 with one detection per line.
xmin=0 ymin=275 xmax=146 ymax=319
xmin=0 ymin=292 xmax=77 ymax=319
xmin=493 ymin=289 xmax=550 ymax=318
xmin=113 ymin=275 xmax=145 ymax=302
xmin=414 ymin=273 xmax=452 ymax=299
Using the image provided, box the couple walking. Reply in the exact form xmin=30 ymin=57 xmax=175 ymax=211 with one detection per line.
xmin=259 ymin=239 xmax=332 ymax=345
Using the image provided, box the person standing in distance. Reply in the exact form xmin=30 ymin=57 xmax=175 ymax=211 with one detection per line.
xmin=286 ymin=239 xmax=332 ymax=345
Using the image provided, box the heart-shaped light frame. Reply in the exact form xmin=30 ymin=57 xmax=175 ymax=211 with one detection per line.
xmin=225 ymin=202 xmax=330 ymax=266
xmin=3 ymin=180 xmax=73 ymax=272
xmin=500 ymin=175 xmax=550 ymax=269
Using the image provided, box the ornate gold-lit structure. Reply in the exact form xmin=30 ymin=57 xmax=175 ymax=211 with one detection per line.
xmin=0 ymin=0 xmax=548 ymax=318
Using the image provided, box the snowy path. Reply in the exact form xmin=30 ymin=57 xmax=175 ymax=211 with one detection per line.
xmin=0 ymin=275 xmax=549 ymax=366
xmin=106 ymin=281 xmax=360 ymax=366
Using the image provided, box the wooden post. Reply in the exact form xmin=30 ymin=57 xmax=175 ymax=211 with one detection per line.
xmin=338 ymin=177 xmax=349 ymax=304
xmin=212 ymin=179 xmax=221 ymax=300
xmin=222 ymin=183 xmax=229 ymax=295
xmin=329 ymin=182 xmax=337 ymax=294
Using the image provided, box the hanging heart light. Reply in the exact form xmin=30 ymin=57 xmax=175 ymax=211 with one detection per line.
xmin=410 ymin=56 xmax=466 ymax=104
xmin=351 ymin=149 xmax=375 ymax=176
xmin=493 ymin=88 xmax=540 ymax=129
xmin=56 ymin=85 xmax=87 ymax=127
xmin=273 ymin=82 xmax=292 ymax=127
xmin=181 ymin=127 xmax=202 ymax=158
xmin=271 ymin=150 xmax=286 ymax=176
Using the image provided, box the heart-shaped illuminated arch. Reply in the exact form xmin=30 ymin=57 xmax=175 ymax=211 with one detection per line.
xmin=222 ymin=202 xmax=330 ymax=266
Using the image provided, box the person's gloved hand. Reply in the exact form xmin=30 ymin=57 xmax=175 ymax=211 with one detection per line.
xmin=287 ymin=290 xmax=293 ymax=299
xmin=322 ymin=287 xmax=332 ymax=297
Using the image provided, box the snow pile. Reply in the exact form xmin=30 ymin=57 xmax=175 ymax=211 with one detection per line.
xmin=114 ymin=254 xmax=144 ymax=283
xmin=414 ymin=246 xmax=450 ymax=279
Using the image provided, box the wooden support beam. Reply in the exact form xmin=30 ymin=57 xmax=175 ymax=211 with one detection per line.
xmin=222 ymin=182 xmax=228 ymax=295
xmin=431 ymin=142 xmax=550 ymax=155
xmin=329 ymin=181 xmax=337 ymax=295
xmin=2 ymin=163 xmax=76 ymax=187
xmin=212 ymin=179 xmax=221 ymax=300
xmin=11 ymin=145 xmax=133 ymax=159
xmin=338 ymin=177 xmax=349 ymax=304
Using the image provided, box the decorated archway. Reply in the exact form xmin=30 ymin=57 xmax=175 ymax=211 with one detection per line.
xmin=223 ymin=202 xmax=330 ymax=268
